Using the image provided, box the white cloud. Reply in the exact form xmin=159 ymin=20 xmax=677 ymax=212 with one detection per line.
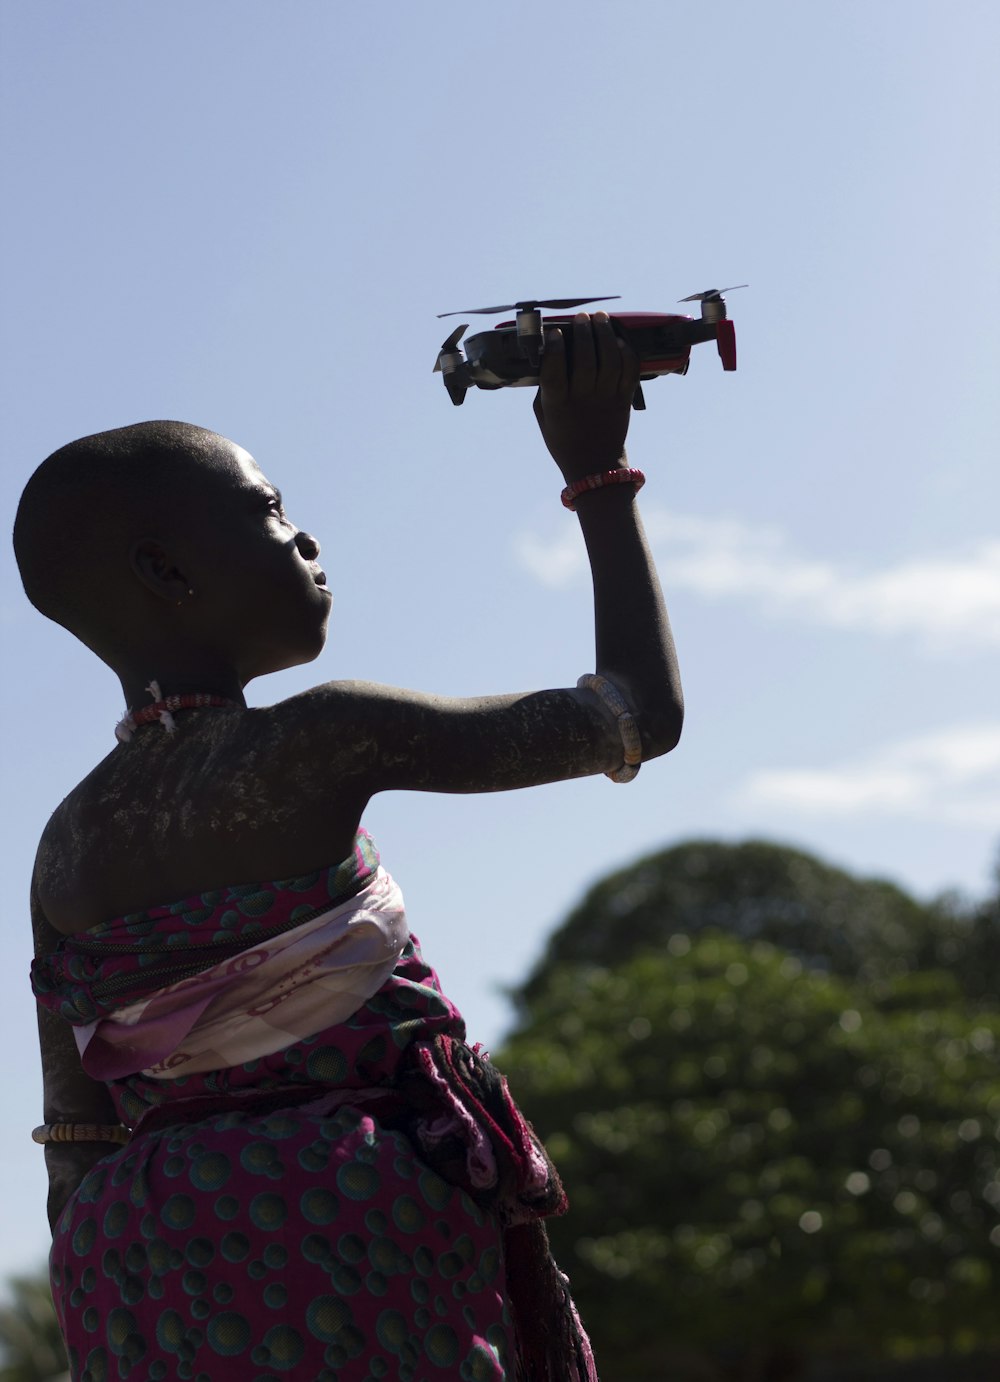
xmin=738 ymin=722 xmax=1000 ymax=827
xmin=514 ymin=528 xmax=585 ymax=590
xmin=513 ymin=507 xmax=1000 ymax=650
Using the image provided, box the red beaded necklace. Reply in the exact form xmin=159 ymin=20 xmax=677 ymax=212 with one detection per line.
xmin=115 ymin=681 xmax=240 ymax=743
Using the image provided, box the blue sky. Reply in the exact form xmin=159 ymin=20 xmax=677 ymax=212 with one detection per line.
xmin=1 ymin=1 xmax=997 ymax=1283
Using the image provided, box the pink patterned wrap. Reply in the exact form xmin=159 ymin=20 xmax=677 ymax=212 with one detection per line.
xmin=75 ymin=865 xmax=408 ymax=1080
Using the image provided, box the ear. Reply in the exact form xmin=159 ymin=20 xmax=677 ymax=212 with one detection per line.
xmin=130 ymin=538 xmax=192 ymax=604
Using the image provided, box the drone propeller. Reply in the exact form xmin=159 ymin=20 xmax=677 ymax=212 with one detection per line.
xmin=678 ymin=285 xmax=748 ymax=303
xmin=432 ymin=323 xmax=470 ymax=404
xmin=437 ymin=296 xmax=620 ymax=318
xmin=432 ymin=323 xmax=468 ymax=372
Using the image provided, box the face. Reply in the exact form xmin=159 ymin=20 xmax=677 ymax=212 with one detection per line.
xmin=179 ymin=441 xmax=333 ymax=682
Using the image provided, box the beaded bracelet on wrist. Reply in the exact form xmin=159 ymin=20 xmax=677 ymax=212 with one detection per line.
xmin=32 ymin=1123 xmax=131 ymax=1147
xmin=561 ymin=467 xmax=645 ymax=512
xmin=578 ymin=673 xmax=642 ymax=783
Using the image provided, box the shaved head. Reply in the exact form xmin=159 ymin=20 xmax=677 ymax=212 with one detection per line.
xmin=13 ymin=421 xmax=241 ymax=655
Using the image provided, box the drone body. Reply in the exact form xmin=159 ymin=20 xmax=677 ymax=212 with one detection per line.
xmin=434 ymin=290 xmax=744 ymax=408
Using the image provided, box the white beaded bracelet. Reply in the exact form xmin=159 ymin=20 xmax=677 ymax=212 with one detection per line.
xmin=578 ymin=673 xmax=642 ymax=783
xmin=32 ymin=1122 xmax=130 ymax=1146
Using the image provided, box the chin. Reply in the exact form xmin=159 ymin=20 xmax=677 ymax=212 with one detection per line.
xmin=244 ymin=631 xmax=329 ymax=682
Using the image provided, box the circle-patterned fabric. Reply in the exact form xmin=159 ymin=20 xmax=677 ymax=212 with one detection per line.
xmin=52 ymin=1103 xmax=512 ymax=1381
xmin=35 ymin=843 xmax=562 ymax=1380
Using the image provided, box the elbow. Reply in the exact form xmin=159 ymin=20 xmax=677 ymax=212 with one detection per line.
xmin=594 ymin=667 xmax=683 ymax=764
xmin=641 ymin=693 xmax=684 ymax=761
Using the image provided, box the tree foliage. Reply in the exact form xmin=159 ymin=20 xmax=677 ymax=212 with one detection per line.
xmin=515 ymin=839 xmax=991 ymax=1013
xmin=0 ymin=1271 xmax=66 ymax=1382
xmin=500 ymin=840 xmax=1000 ymax=1379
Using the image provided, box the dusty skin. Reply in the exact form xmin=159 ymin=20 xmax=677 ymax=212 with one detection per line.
xmin=26 ymin=313 xmax=683 ymax=1227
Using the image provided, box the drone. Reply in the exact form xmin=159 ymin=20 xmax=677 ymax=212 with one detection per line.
xmin=433 ymin=288 xmax=745 ymax=409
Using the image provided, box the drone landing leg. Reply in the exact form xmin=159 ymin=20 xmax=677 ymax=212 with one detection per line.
xmin=631 ymin=383 xmax=646 ymax=411
xmin=716 ymin=319 xmax=737 ymax=371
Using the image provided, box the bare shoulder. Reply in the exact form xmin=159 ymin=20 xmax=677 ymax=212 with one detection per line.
xmin=31 ymin=677 xmax=627 ymax=933
xmin=33 ymin=747 xmax=125 ymax=933
xmin=31 ymin=704 xmax=368 ymax=933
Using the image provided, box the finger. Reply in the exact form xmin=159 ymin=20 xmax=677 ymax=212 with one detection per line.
xmin=539 ymin=326 xmax=568 ymax=402
xmin=617 ymin=336 xmax=640 ymax=397
xmin=592 ymin=311 xmax=623 ymax=398
xmin=570 ymin=312 xmax=596 ymax=396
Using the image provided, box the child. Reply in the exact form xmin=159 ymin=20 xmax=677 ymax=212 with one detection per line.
xmin=16 ymin=312 xmax=682 ymax=1381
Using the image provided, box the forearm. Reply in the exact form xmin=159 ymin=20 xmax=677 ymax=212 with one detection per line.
xmin=574 ymin=480 xmax=683 ymax=757
xmin=532 ymin=313 xmax=683 ymax=758
xmin=37 ymin=1004 xmax=121 ymax=1230
xmin=34 ymin=875 xmax=122 ymax=1232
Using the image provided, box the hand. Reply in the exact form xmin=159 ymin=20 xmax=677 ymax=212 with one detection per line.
xmin=532 ymin=311 xmax=640 ymax=483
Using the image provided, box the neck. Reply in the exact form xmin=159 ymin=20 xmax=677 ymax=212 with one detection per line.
xmin=118 ymin=665 xmax=247 ymax=711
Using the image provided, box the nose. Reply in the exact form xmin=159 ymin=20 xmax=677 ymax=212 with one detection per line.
xmin=295 ymin=530 xmax=320 ymax=561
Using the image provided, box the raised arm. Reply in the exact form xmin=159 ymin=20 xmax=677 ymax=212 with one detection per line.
xmin=270 ymin=312 xmax=681 ymax=804
xmin=533 ymin=311 xmax=683 ymax=750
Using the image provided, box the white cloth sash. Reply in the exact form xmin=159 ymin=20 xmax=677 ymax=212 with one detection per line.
xmin=76 ymin=866 xmax=409 ymax=1080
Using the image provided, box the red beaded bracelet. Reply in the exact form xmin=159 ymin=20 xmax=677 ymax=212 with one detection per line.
xmin=561 ymin=467 xmax=646 ymax=512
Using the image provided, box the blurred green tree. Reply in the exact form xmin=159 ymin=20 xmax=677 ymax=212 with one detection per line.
xmin=516 ymin=839 xmax=990 ymax=1012
xmin=501 ymin=841 xmax=1000 ymax=1380
xmin=0 ymin=1271 xmax=66 ymax=1382
xmin=935 ymin=846 xmax=1000 ymax=1012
